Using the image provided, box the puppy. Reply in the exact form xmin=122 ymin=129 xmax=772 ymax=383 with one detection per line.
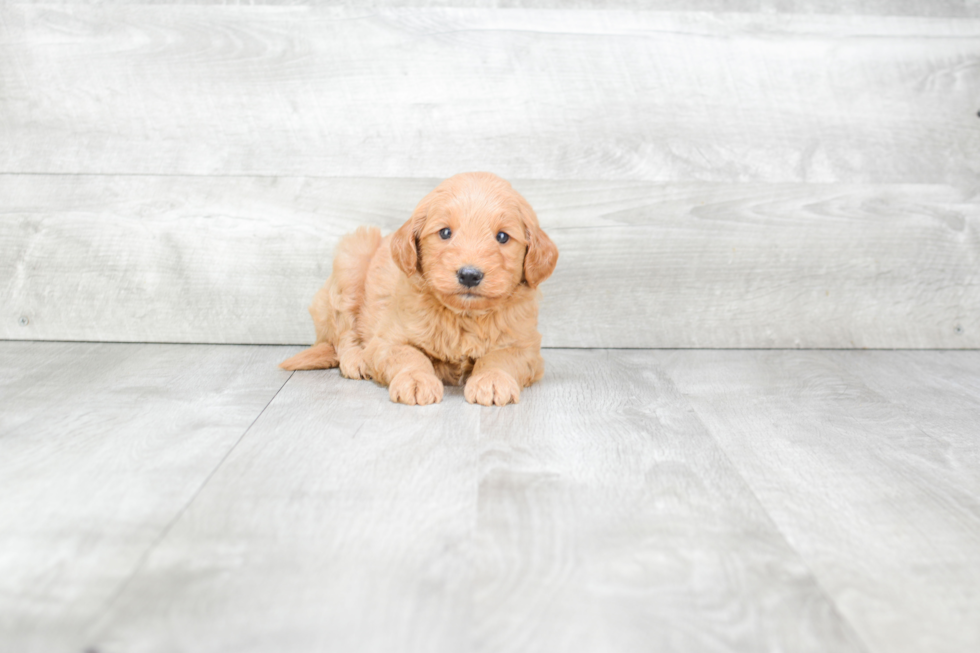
xmin=279 ymin=172 xmax=558 ymax=406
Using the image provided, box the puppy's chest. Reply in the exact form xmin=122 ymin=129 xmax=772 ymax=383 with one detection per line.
xmin=422 ymin=316 xmax=500 ymax=364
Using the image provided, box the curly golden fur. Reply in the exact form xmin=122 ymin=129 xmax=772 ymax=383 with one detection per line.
xmin=279 ymin=172 xmax=559 ymax=406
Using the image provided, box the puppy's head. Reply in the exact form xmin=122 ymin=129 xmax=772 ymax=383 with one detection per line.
xmin=391 ymin=172 xmax=558 ymax=312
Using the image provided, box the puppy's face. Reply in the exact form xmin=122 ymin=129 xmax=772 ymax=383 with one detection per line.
xmin=391 ymin=173 xmax=558 ymax=312
xmin=416 ymin=191 xmax=527 ymax=312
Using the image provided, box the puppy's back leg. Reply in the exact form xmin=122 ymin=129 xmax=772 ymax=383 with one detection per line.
xmin=279 ymin=343 xmax=339 ymax=370
xmin=283 ymin=227 xmax=382 ymax=374
xmin=327 ymin=226 xmax=382 ymax=379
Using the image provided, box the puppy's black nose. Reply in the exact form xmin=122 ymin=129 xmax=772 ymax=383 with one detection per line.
xmin=457 ymin=267 xmax=484 ymax=288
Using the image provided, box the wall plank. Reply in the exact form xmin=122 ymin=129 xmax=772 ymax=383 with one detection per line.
xmin=12 ymin=1 xmax=980 ymax=17
xmin=2 ymin=174 xmax=976 ymax=348
xmin=2 ymin=6 xmax=978 ymax=184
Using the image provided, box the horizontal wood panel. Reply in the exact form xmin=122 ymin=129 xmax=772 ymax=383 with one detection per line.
xmin=2 ymin=6 xmax=978 ymax=183
xmin=13 ymin=1 xmax=980 ymax=17
xmin=2 ymin=174 xmax=977 ymax=348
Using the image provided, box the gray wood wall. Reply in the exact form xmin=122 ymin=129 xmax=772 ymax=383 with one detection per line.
xmin=2 ymin=2 xmax=978 ymax=347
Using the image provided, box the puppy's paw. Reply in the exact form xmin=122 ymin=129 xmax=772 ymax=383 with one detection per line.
xmin=339 ymin=350 xmax=370 ymax=380
xmin=389 ymin=370 xmax=444 ymax=406
xmin=465 ymin=369 xmax=521 ymax=406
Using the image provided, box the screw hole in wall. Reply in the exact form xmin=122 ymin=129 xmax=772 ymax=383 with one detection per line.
xmin=18 ymin=316 xmax=29 ymax=327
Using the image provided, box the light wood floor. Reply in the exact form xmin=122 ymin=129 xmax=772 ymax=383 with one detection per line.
xmin=2 ymin=341 xmax=977 ymax=653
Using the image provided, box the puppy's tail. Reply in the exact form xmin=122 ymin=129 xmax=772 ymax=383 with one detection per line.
xmin=279 ymin=343 xmax=339 ymax=370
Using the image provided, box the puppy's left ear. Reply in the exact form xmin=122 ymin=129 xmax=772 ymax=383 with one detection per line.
xmin=518 ymin=199 xmax=558 ymax=289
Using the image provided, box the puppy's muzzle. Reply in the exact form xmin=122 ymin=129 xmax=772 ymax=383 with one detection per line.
xmin=457 ymin=267 xmax=484 ymax=288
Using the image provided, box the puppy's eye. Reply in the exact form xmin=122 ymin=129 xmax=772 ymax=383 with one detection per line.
xmin=438 ymin=228 xmax=452 ymax=240
xmin=496 ymin=231 xmax=510 ymax=244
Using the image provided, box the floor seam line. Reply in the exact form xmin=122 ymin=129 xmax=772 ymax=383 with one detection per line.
xmin=84 ymin=370 xmax=295 ymax=640
xmin=710 ymin=425 xmax=874 ymax=653
xmin=657 ymin=363 xmax=877 ymax=653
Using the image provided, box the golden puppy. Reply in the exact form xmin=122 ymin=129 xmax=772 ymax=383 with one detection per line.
xmin=279 ymin=172 xmax=558 ymax=406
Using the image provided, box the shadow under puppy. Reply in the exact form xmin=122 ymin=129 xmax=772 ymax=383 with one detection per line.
xmin=280 ymin=172 xmax=559 ymax=406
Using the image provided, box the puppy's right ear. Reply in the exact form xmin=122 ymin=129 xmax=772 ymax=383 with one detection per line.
xmin=391 ymin=219 xmax=418 ymax=277
xmin=391 ymin=196 xmax=429 ymax=277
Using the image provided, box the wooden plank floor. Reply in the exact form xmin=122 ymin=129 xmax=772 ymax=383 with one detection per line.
xmin=0 ymin=342 xmax=293 ymax=653
xmin=2 ymin=342 xmax=978 ymax=653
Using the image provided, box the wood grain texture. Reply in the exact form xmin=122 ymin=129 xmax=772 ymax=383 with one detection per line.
xmin=825 ymin=350 xmax=980 ymax=496
xmin=89 ymin=364 xmax=482 ymax=653
xmin=656 ymin=349 xmax=980 ymax=653
xmin=0 ymin=341 xmax=293 ymax=653
xmin=2 ymin=6 xmax=978 ymax=184
xmin=5 ymin=344 xmax=979 ymax=652
xmin=471 ymin=349 xmax=865 ymax=653
xmin=2 ymin=174 xmax=977 ymax=348
xmin=85 ymin=349 xmax=866 ymax=653
xmin=14 ymin=1 xmax=980 ymax=18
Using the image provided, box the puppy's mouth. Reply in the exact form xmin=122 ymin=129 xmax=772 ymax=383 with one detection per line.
xmin=452 ymin=290 xmax=499 ymax=305
xmin=443 ymin=288 xmax=507 ymax=312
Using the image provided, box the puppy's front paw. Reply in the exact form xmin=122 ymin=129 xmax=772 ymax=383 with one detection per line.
xmin=339 ymin=350 xmax=370 ymax=380
xmin=389 ymin=370 xmax=443 ymax=405
xmin=465 ymin=369 xmax=521 ymax=406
